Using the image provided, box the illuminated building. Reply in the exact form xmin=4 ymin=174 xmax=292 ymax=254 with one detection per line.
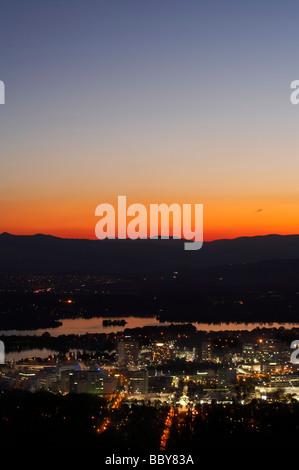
xmin=153 ymin=342 xmax=171 ymax=364
xmin=128 ymin=368 xmax=148 ymax=394
xmin=118 ymin=340 xmax=139 ymax=366
xmin=60 ymin=370 xmax=74 ymax=393
xmin=242 ymin=343 xmax=255 ymax=362
xmin=60 ymin=368 xmax=105 ymax=394
xmin=260 ymin=339 xmax=290 ymax=362
xmin=86 ymin=370 xmax=104 ymax=394
xmin=68 ymin=370 xmax=87 ymax=393
xmin=270 ymin=373 xmax=299 ymax=387
xmin=175 ymin=347 xmax=197 ymax=361
xmin=201 ymin=341 xmax=212 ymax=361
xmin=178 ymin=385 xmax=190 ymax=411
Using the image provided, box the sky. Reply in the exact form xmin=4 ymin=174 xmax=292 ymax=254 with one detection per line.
xmin=1 ymin=0 xmax=299 ymax=241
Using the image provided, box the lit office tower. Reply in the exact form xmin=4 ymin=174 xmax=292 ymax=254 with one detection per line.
xmin=118 ymin=340 xmax=139 ymax=366
xmin=261 ymin=338 xmax=288 ymax=361
xmin=69 ymin=370 xmax=88 ymax=394
xmin=129 ymin=369 xmax=148 ymax=394
xmin=242 ymin=343 xmax=255 ymax=362
xmin=201 ymin=341 xmax=212 ymax=361
xmin=59 ymin=364 xmax=82 ymax=393
xmin=153 ymin=342 xmax=171 ymax=364
xmin=86 ymin=370 xmax=104 ymax=394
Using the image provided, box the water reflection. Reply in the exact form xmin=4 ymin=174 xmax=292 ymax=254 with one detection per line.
xmin=1 ymin=316 xmax=299 ymax=337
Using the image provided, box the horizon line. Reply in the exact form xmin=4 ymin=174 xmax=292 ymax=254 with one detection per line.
xmin=1 ymin=231 xmax=299 ymax=243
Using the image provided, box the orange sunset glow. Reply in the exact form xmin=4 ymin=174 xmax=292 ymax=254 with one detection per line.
xmin=2 ymin=192 xmax=299 ymax=241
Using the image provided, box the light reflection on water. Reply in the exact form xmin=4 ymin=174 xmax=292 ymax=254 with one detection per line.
xmin=3 ymin=317 xmax=299 ymax=361
xmin=1 ymin=316 xmax=299 ymax=338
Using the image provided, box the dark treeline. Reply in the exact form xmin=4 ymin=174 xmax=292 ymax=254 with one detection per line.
xmin=1 ymin=390 xmax=299 ymax=455
xmin=0 ymin=390 xmax=168 ymax=455
xmin=167 ymin=401 xmax=299 ymax=451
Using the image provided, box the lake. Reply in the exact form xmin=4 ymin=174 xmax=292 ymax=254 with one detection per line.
xmin=1 ymin=316 xmax=299 ymax=337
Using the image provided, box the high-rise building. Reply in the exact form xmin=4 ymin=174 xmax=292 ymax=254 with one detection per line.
xmin=69 ymin=370 xmax=87 ymax=393
xmin=87 ymin=370 xmax=104 ymax=394
xmin=118 ymin=340 xmax=139 ymax=366
xmin=60 ymin=368 xmax=105 ymax=395
xmin=129 ymin=369 xmax=148 ymax=394
xmin=242 ymin=343 xmax=255 ymax=362
xmin=60 ymin=370 xmax=75 ymax=394
xmin=260 ymin=339 xmax=289 ymax=361
xmin=153 ymin=342 xmax=171 ymax=364
xmin=201 ymin=341 xmax=212 ymax=361
xmin=58 ymin=364 xmax=82 ymax=391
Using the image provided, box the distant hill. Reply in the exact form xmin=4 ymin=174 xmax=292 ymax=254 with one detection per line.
xmin=1 ymin=232 xmax=299 ymax=276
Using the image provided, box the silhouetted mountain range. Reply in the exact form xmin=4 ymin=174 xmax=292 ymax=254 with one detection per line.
xmin=1 ymin=232 xmax=299 ymax=279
